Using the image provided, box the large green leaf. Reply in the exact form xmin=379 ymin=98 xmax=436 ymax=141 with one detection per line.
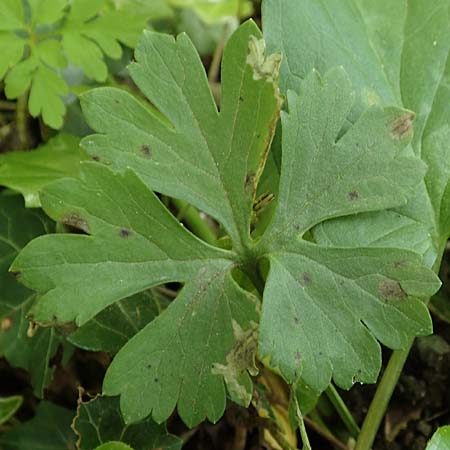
xmin=12 ymin=163 xmax=260 ymax=426
xmin=72 ymin=396 xmax=181 ymax=450
xmin=0 ymin=134 xmax=84 ymax=207
xmin=80 ymin=20 xmax=282 ymax=250
xmin=13 ymin=21 xmax=440 ymax=428
xmin=263 ymin=0 xmax=450 ymax=266
xmin=0 ymin=401 xmax=76 ymax=450
xmin=0 ymin=196 xmax=62 ymax=397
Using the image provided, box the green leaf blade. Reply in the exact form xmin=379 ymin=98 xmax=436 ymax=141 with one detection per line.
xmin=104 ymin=270 xmax=259 ymax=426
xmin=262 ymin=67 xmax=426 ymax=247
xmin=12 ymin=163 xmax=231 ymax=326
xmin=81 ymin=20 xmax=282 ymax=250
xmin=260 ymin=244 xmax=438 ymax=392
xmin=0 ymin=134 xmax=83 ymax=207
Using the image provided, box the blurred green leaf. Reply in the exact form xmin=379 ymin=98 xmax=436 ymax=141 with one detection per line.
xmin=427 ymin=426 xmax=450 ymax=450
xmin=0 ymin=396 xmax=22 ymax=425
xmin=94 ymin=443 xmax=134 ymax=450
xmin=0 ymin=402 xmax=76 ymax=450
xmin=68 ymin=290 xmax=168 ymax=354
xmin=73 ymin=396 xmax=182 ymax=450
xmin=0 ymin=196 xmax=61 ymax=397
xmin=0 ymin=134 xmax=84 ymax=208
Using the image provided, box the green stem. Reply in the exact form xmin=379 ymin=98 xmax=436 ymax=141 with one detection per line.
xmin=171 ymin=198 xmax=217 ymax=246
xmin=326 ymin=384 xmax=360 ymax=438
xmin=355 ymin=240 xmax=447 ymax=450
xmin=293 ymin=391 xmax=312 ymax=450
xmin=16 ymin=93 xmax=29 ymax=149
xmin=208 ymin=23 xmax=228 ymax=83
xmin=354 ymin=345 xmax=412 ymax=450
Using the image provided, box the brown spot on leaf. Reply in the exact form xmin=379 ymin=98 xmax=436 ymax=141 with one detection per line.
xmin=61 ymin=213 xmax=89 ymax=233
xmin=301 ymin=272 xmax=312 ymax=286
xmin=141 ymin=145 xmax=152 ymax=158
xmin=348 ymin=190 xmax=359 ymax=201
xmin=393 ymin=260 xmax=408 ymax=268
xmin=392 ymin=112 xmax=415 ymax=140
xmin=379 ymin=280 xmax=407 ymax=301
xmin=245 ymin=172 xmax=255 ymax=191
xmin=119 ymin=228 xmax=131 ymax=238
xmin=92 ymin=155 xmax=100 ymax=162
xmin=293 ymin=316 xmax=300 ymax=325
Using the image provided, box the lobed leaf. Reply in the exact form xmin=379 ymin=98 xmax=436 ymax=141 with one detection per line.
xmin=263 ymin=0 xmax=450 ymax=265
xmin=81 ymin=20 xmax=282 ymax=250
xmin=12 ymin=20 xmax=441 ymax=428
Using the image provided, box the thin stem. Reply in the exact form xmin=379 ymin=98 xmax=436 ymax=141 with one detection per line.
xmin=304 ymin=416 xmax=351 ymax=450
xmin=171 ymin=198 xmax=217 ymax=245
xmin=355 ymin=241 xmax=447 ymax=450
xmin=293 ymin=391 xmax=312 ymax=450
xmin=16 ymin=93 xmax=29 ymax=149
xmin=354 ymin=345 xmax=412 ymax=450
xmin=326 ymin=384 xmax=360 ymax=438
xmin=208 ymin=23 xmax=229 ymax=83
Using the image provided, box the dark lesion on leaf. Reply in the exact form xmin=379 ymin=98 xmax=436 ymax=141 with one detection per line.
xmin=300 ymin=272 xmax=312 ymax=286
xmin=391 ymin=112 xmax=415 ymax=140
xmin=245 ymin=172 xmax=255 ymax=191
xmin=393 ymin=260 xmax=408 ymax=268
xmin=379 ymin=280 xmax=407 ymax=301
xmin=140 ymin=144 xmax=152 ymax=158
xmin=91 ymin=155 xmax=100 ymax=162
xmin=119 ymin=228 xmax=132 ymax=238
xmin=348 ymin=190 xmax=359 ymax=201
xmin=61 ymin=213 xmax=90 ymax=234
